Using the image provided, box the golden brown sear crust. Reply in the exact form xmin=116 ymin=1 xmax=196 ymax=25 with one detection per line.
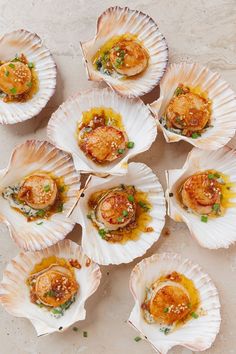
xmin=80 ymin=126 xmax=127 ymax=164
xmin=165 ymin=89 xmax=211 ymax=136
xmin=181 ymin=173 xmax=222 ymax=214
xmin=110 ymin=40 xmax=148 ymax=76
xmin=150 ymin=285 xmax=190 ymax=325
xmin=96 ymin=188 xmax=136 ymax=230
xmin=18 ymin=174 xmax=58 ymax=210
xmin=0 ymin=61 xmax=32 ymax=95
xmin=35 ymin=268 xmax=78 ymax=307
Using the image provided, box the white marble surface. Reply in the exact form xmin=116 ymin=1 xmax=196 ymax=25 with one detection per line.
xmin=0 ymin=0 xmax=236 ymax=353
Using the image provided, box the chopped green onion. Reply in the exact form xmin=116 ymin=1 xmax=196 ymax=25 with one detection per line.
xmin=128 ymin=195 xmax=134 ymax=202
xmin=201 ymin=215 xmax=208 ymax=223
xmin=114 ymin=46 xmax=120 ymax=51
xmin=44 ymin=184 xmax=51 ymax=192
xmin=127 ymin=141 xmax=134 ymax=149
xmin=212 ymin=203 xmax=220 ymax=212
xmin=83 ymin=331 xmax=88 ymax=338
xmin=5 ymin=70 xmax=9 ymax=77
xmin=117 ymin=148 xmax=125 ymax=155
xmin=214 ymin=173 xmax=220 ymax=178
xmin=191 ymin=132 xmax=201 ymax=139
xmin=8 ymin=63 xmax=15 ymax=69
xmin=163 ymin=307 xmax=169 ymax=313
xmin=122 ymin=210 xmax=128 ymax=217
xmin=98 ymin=229 xmax=106 ymax=238
xmin=10 ymin=87 xmax=17 ymax=94
xmin=57 ymin=203 xmax=63 ymax=213
xmin=174 ymin=86 xmax=184 ymax=96
xmin=87 ymin=214 xmax=92 ymax=220
xmin=117 ymin=217 xmax=123 ymax=222
xmin=36 ymin=209 xmax=46 ymax=218
xmin=138 ymin=201 xmax=149 ymax=211
xmin=134 ymin=336 xmax=142 ymax=342
xmin=208 ymin=174 xmax=215 ymax=179
xmin=51 ymin=308 xmax=62 ymax=315
xmin=59 ymin=185 xmax=65 ymax=193
xmin=28 ymin=62 xmax=34 ymax=68
xmin=36 ymin=221 xmax=43 ymax=225
xmin=44 ymin=290 xmax=56 ymax=297
xmin=27 ymin=82 xmax=32 ymax=87
xmin=191 ymin=312 xmax=199 ymax=319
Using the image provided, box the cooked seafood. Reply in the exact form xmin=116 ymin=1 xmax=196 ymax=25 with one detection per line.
xmin=81 ymin=7 xmax=168 ymax=97
xmin=0 ymin=54 xmax=38 ymax=103
xmin=129 ymin=253 xmax=221 ymax=353
xmin=162 ymin=84 xmax=211 ymax=138
xmin=93 ymin=34 xmax=149 ymax=78
xmin=142 ymin=271 xmax=200 ymax=334
xmin=27 ymin=256 xmax=79 ymax=316
xmin=78 ymin=106 xmax=133 ymax=164
xmin=87 ymin=184 xmax=152 ymax=243
xmin=2 ymin=172 xmax=66 ymax=222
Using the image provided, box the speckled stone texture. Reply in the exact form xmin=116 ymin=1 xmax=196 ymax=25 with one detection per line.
xmin=0 ymin=1 xmax=235 ymax=353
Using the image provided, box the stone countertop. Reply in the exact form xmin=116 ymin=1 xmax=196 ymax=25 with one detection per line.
xmin=0 ymin=0 xmax=235 ymax=353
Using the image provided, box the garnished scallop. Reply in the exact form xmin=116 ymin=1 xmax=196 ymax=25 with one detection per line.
xmin=80 ymin=126 xmax=127 ymax=163
xmin=0 ymin=61 xmax=32 ymax=95
xmin=165 ymin=86 xmax=211 ymax=136
xmin=149 ymin=283 xmax=190 ymax=325
xmin=129 ymin=253 xmax=221 ymax=353
xmin=96 ymin=188 xmax=136 ymax=230
xmin=109 ymin=40 xmax=148 ymax=77
xmin=181 ymin=172 xmax=222 ymax=215
xmin=18 ymin=174 xmax=58 ymax=210
xmin=34 ymin=266 xmax=78 ymax=307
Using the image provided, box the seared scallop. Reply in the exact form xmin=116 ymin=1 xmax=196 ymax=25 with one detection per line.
xmin=0 ymin=61 xmax=32 ymax=95
xmin=166 ymin=92 xmax=211 ymax=133
xmin=35 ymin=266 xmax=78 ymax=307
xmin=18 ymin=174 xmax=58 ymax=210
xmin=110 ymin=40 xmax=148 ymax=77
xmin=181 ymin=173 xmax=222 ymax=215
xmin=150 ymin=283 xmax=190 ymax=325
xmin=96 ymin=188 xmax=136 ymax=230
xmin=80 ymin=126 xmax=127 ymax=164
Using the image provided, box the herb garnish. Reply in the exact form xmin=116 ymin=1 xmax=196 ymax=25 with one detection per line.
xmin=128 ymin=195 xmax=134 ymax=202
xmin=98 ymin=229 xmax=106 ymax=238
xmin=127 ymin=141 xmax=134 ymax=149
xmin=191 ymin=132 xmax=201 ymax=139
xmin=201 ymin=215 xmax=208 ymax=223
xmin=10 ymin=87 xmax=17 ymax=94
xmin=57 ymin=203 xmax=64 ymax=213
xmin=134 ymin=336 xmax=142 ymax=342
xmin=36 ymin=209 xmax=46 ymax=218
xmin=5 ymin=70 xmax=9 ymax=77
xmin=163 ymin=307 xmax=169 ymax=313
xmin=8 ymin=63 xmax=15 ymax=69
xmin=44 ymin=184 xmax=51 ymax=192
xmin=28 ymin=62 xmax=34 ymax=69
xmin=191 ymin=312 xmax=199 ymax=319
xmin=122 ymin=210 xmax=128 ymax=217
xmin=117 ymin=148 xmax=125 ymax=154
xmin=212 ymin=203 xmax=220 ymax=212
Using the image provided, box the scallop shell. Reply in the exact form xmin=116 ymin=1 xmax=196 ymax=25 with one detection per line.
xmin=149 ymin=62 xmax=236 ymax=150
xmin=166 ymin=146 xmax=236 ymax=248
xmin=129 ymin=252 xmax=221 ymax=354
xmin=0 ymin=239 xmax=101 ymax=336
xmin=71 ymin=162 xmax=166 ymax=265
xmin=80 ymin=6 xmax=168 ymax=97
xmin=0 ymin=29 xmax=56 ymax=124
xmin=0 ymin=140 xmax=80 ymax=251
xmin=47 ymin=88 xmax=157 ymax=175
